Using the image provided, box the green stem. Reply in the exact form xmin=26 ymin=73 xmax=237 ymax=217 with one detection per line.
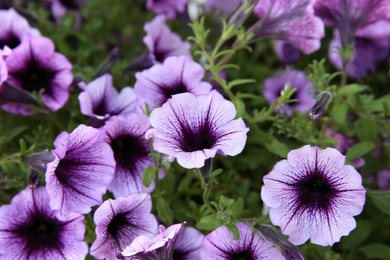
xmin=203 ymin=182 xmax=216 ymax=214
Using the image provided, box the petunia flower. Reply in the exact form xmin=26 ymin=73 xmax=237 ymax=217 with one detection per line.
xmin=173 ymin=227 xmax=204 ymax=260
xmin=314 ymin=0 xmax=390 ymax=48
xmin=248 ymin=0 xmax=325 ymax=54
xmin=200 ymin=222 xmax=284 ymax=259
xmin=274 ymin=40 xmax=301 ymax=64
xmin=146 ymin=0 xmax=188 ymax=19
xmin=146 ymin=90 xmax=249 ymax=170
xmin=90 ymin=193 xmax=159 ymax=260
xmin=263 ymin=68 xmax=315 ymax=117
xmin=328 ymin=21 xmax=390 ymax=79
xmin=78 ymin=73 xmax=137 ymax=125
xmin=261 ymin=145 xmax=366 ymax=246
xmin=0 ymin=7 xmax=40 ymax=49
xmin=377 ymin=169 xmax=390 ymax=191
xmin=0 ymin=187 xmax=88 ymax=259
xmin=3 ymin=35 xmax=73 ymax=115
xmin=144 ymin=15 xmax=192 ymax=65
xmin=48 ymin=0 xmax=88 ymax=25
xmin=45 ymin=124 xmax=116 ymax=220
xmin=134 ymin=55 xmax=212 ymax=110
xmin=118 ymin=222 xmax=185 ymax=260
xmin=103 ymin=114 xmax=155 ymax=198
xmin=205 ymin=0 xmax=241 ymax=17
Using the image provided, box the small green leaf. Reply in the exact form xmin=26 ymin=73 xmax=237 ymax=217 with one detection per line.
xmin=265 ymin=139 xmax=289 ymax=158
xmin=196 ymin=215 xmax=220 ymax=231
xmin=19 ymin=139 xmax=27 ymax=155
xmin=359 ymin=243 xmax=390 ymax=259
xmin=156 ymin=198 xmax=173 ymax=226
xmin=345 ymin=142 xmax=376 ymax=161
xmin=228 ymin=79 xmax=256 ymax=88
xmin=232 ymin=99 xmax=245 ymax=119
xmin=341 ymin=220 xmax=374 ymax=250
xmin=337 ymin=84 xmax=369 ymax=96
xmin=209 ymin=168 xmax=223 ymax=179
xmin=226 ymin=224 xmax=240 ymax=240
xmin=332 ymin=103 xmax=348 ymax=126
xmin=357 ymin=119 xmax=378 ymax=142
xmin=368 ymin=190 xmax=390 ymax=216
xmin=143 ymin=167 xmax=156 ymax=187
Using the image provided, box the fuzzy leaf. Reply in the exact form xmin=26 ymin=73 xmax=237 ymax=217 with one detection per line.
xmin=359 ymin=243 xmax=390 ymax=259
xmin=368 ymin=190 xmax=390 ymax=216
xmin=157 ymin=197 xmax=173 ymax=226
xmin=143 ymin=167 xmax=156 ymax=188
xmin=345 ymin=142 xmax=376 ymax=160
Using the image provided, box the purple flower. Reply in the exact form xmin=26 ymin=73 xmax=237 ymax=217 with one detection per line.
xmin=90 ymin=193 xmax=158 ymax=260
xmin=377 ymin=169 xmax=390 ymax=191
xmin=0 ymin=187 xmax=88 ymax=259
xmin=274 ymin=40 xmax=301 ymax=64
xmin=205 ymin=0 xmax=241 ymax=17
xmin=146 ymin=0 xmax=188 ymax=19
xmin=134 ymin=55 xmax=212 ymax=110
xmin=103 ymin=115 xmax=155 ymax=198
xmin=173 ymin=227 xmax=204 ymax=260
xmin=261 ymin=145 xmax=366 ymax=246
xmin=3 ymin=35 xmax=73 ymax=115
xmin=263 ymin=68 xmax=315 ymax=117
xmin=326 ymin=129 xmax=365 ymax=168
xmin=314 ymin=0 xmax=390 ymax=48
xmin=78 ymin=73 xmax=137 ymax=123
xmin=329 ymin=21 xmax=390 ymax=79
xmin=0 ymin=49 xmax=7 ymax=85
xmin=49 ymin=0 xmax=88 ymax=25
xmin=118 ymin=222 xmax=185 ymax=260
xmin=200 ymin=222 xmax=284 ymax=259
xmin=249 ymin=0 xmax=325 ymax=54
xmin=0 ymin=8 xmax=40 ymax=49
xmin=144 ymin=15 xmax=191 ymax=65
xmin=45 ymin=124 xmax=116 ymax=220
xmin=146 ymin=90 xmax=249 ymax=169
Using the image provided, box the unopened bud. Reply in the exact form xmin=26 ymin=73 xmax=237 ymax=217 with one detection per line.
xmin=28 ymin=169 xmax=41 ymax=188
xmin=22 ymin=152 xmax=55 ymax=174
xmin=309 ymin=91 xmax=332 ymax=120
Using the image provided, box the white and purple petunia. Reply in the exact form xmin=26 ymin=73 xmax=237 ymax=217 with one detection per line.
xmin=249 ymin=0 xmax=325 ymax=54
xmin=200 ymin=222 xmax=284 ymax=259
xmin=146 ymin=90 xmax=249 ymax=169
xmin=143 ymin=15 xmax=192 ymax=65
xmin=134 ymin=55 xmax=212 ymax=110
xmin=0 ymin=187 xmax=88 ymax=259
xmin=0 ymin=7 xmax=40 ymax=50
xmin=3 ymin=35 xmax=73 ymax=115
xmin=78 ymin=73 xmax=137 ymax=123
xmin=118 ymin=222 xmax=186 ymax=260
xmin=103 ymin=114 xmax=155 ymax=198
xmin=173 ymin=227 xmax=204 ymax=260
xmin=274 ymin=40 xmax=301 ymax=64
xmin=90 ymin=193 xmax=158 ymax=260
xmin=45 ymin=124 xmax=116 ymax=220
xmin=146 ymin=0 xmax=188 ymax=19
xmin=261 ymin=145 xmax=366 ymax=246
xmin=263 ymin=68 xmax=315 ymax=117
xmin=328 ymin=21 xmax=390 ymax=79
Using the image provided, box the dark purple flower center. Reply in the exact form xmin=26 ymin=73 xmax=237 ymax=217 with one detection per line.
xmin=162 ymin=83 xmax=188 ymax=100
xmin=12 ymin=64 xmax=55 ymax=94
xmin=58 ymin=0 xmax=81 ymax=10
xmin=111 ymin=135 xmax=150 ymax=170
xmin=0 ymin=33 xmax=21 ymax=49
xmin=229 ymin=249 xmax=253 ymax=260
xmin=107 ymin=212 xmax=140 ymax=250
xmin=179 ymin=122 xmax=217 ymax=152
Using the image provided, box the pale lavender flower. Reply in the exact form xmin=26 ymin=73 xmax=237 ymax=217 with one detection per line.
xmin=90 ymin=193 xmax=158 ymax=260
xmin=3 ymin=35 xmax=73 ymax=115
xmin=0 ymin=48 xmax=7 ymax=85
xmin=314 ymin=0 xmax=390 ymax=48
xmin=329 ymin=21 xmax=390 ymax=79
xmin=0 ymin=7 xmax=40 ymax=49
xmin=45 ymin=124 xmax=116 ymax=220
xmin=118 ymin=222 xmax=186 ymax=260
xmin=0 ymin=187 xmax=88 ymax=259
xmin=263 ymin=68 xmax=315 ymax=117
xmin=78 ymin=73 xmax=137 ymax=123
xmin=173 ymin=227 xmax=204 ymax=260
xmin=146 ymin=90 xmax=249 ymax=169
xmin=274 ymin=40 xmax=301 ymax=64
xmin=103 ymin=115 xmax=155 ymax=198
xmin=377 ymin=169 xmax=390 ymax=191
xmin=134 ymin=55 xmax=212 ymax=110
xmin=249 ymin=0 xmax=325 ymax=54
xmin=201 ymin=222 xmax=284 ymax=259
xmin=261 ymin=145 xmax=366 ymax=246
xmin=205 ymin=0 xmax=241 ymax=17
xmin=146 ymin=0 xmax=188 ymax=19
xmin=144 ymin=15 xmax=191 ymax=65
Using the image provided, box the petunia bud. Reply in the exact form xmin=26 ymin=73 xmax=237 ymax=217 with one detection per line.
xmin=309 ymin=91 xmax=332 ymax=120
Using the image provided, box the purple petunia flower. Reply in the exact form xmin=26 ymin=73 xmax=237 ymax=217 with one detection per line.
xmin=78 ymin=73 xmax=137 ymax=124
xmin=134 ymin=55 xmax=212 ymax=110
xmin=0 ymin=187 xmax=88 ymax=259
xmin=0 ymin=8 xmax=40 ymax=49
xmin=201 ymin=222 xmax=284 ymax=259
xmin=261 ymin=145 xmax=366 ymax=246
xmin=0 ymin=49 xmax=7 ymax=85
xmin=3 ymin=35 xmax=73 ymax=115
xmin=146 ymin=0 xmax=188 ymax=19
xmin=48 ymin=0 xmax=88 ymax=25
xmin=90 ymin=193 xmax=158 ymax=260
xmin=173 ymin=227 xmax=204 ymax=260
xmin=118 ymin=222 xmax=185 ymax=260
xmin=377 ymin=169 xmax=390 ymax=191
xmin=45 ymin=124 xmax=116 ymax=220
xmin=314 ymin=0 xmax=390 ymax=48
xmin=146 ymin=90 xmax=249 ymax=169
xmin=328 ymin=21 xmax=390 ymax=79
xmin=103 ymin=114 xmax=155 ymax=198
xmin=274 ymin=40 xmax=301 ymax=64
xmin=263 ymin=68 xmax=315 ymax=117
xmin=205 ymin=0 xmax=241 ymax=17
xmin=249 ymin=0 xmax=325 ymax=54
xmin=144 ymin=15 xmax=192 ymax=65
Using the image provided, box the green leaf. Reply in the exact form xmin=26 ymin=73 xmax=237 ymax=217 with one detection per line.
xmin=357 ymin=119 xmax=378 ymax=142
xmin=337 ymin=84 xmax=369 ymax=96
xmin=209 ymin=168 xmax=223 ymax=180
xmin=233 ymin=99 xmax=245 ymax=119
xmin=196 ymin=215 xmax=220 ymax=231
xmin=368 ymin=190 xmax=390 ymax=216
xmin=265 ymin=139 xmax=289 ymax=158
xmin=226 ymin=224 xmax=240 ymax=240
xmin=332 ymin=103 xmax=348 ymax=126
xmin=143 ymin=167 xmax=156 ymax=188
xmin=228 ymin=79 xmax=256 ymax=88
xmin=341 ymin=220 xmax=374 ymax=250
xmin=19 ymin=139 xmax=27 ymax=155
xmin=156 ymin=197 xmax=173 ymax=226
xmin=359 ymin=243 xmax=390 ymax=259
xmin=345 ymin=142 xmax=376 ymax=161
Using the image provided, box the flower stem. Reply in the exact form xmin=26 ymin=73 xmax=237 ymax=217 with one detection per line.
xmin=203 ymin=182 xmax=216 ymax=214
